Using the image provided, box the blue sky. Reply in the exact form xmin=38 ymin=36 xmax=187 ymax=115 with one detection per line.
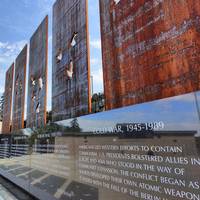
xmin=0 ymin=0 xmax=103 ymax=111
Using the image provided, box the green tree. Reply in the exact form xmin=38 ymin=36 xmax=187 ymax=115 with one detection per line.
xmin=70 ymin=118 xmax=81 ymax=132
xmin=46 ymin=111 xmax=52 ymax=124
xmin=91 ymin=93 xmax=105 ymax=113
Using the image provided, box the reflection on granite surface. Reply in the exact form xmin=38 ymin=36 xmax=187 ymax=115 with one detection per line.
xmin=0 ymin=92 xmax=199 ymax=200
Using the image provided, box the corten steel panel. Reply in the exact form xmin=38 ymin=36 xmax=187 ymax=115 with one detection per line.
xmin=52 ymin=0 xmax=91 ymax=122
xmin=99 ymin=0 xmax=200 ymax=110
xmin=2 ymin=64 xmax=14 ymax=134
xmin=27 ymin=16 xmax=48 ymax=128
xmin=12 ymin=45 xmax=27 ymax=132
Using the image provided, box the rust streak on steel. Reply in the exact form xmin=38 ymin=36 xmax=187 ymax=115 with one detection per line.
xmin=52 ymin=0 xmax=91 ymax=121
xmin=27 ymin=16 xmax=48 ymax=128
xmin=12 ymin=45 xmax=27 ymax=132
xmin=99 ymin=0 xmax=200 ymax=110
xmin=2 ymin=63 xmax=14 ymax=134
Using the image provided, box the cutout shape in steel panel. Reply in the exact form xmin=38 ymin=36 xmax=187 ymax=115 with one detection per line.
xmin=2 ymin=64 xmax=14 ymax=134
xmin=12 ymin=45 xmax=27 ymax=132
xmin=52 ymin=0 xmax=91 ymax=122
xmin=27 ymin=16 xmax=48 ymax=128
xmin=99 ymin=0 xmax=200 ymax=110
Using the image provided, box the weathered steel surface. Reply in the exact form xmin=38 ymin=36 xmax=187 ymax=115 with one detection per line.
xmin=52 ymin=0 xmax=91 ymax=122
xmin=27 ymin=16 xmax=48 ymax=128
xmin=2 ymin=64 xmax=14 ymax=134
xmin=12 ymin=45 xmax=27 ymax=132
xmin=100 ymin=0 xmax=200 ymax=110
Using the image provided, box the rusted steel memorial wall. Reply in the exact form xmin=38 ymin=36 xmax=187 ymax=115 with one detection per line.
xmin=2 ymin=64 xmax=14 ymax=134
xmin=27 ymin=16 xmax=48 ymax=128
xmin=12 ymin=45 xmax=27 ymax=131
xmin=52 ymin=0 xmax=91 ymax=122
xmin=100 ymin=0 xmax=200 ymax=110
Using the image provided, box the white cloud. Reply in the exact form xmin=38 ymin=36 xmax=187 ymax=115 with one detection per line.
xmin=0 ymin=67 xmax=6 ymax=75
xmin=90 ymin=55 xmax=103 ymax=93
xmin=0 ymin=40 xmax=27 ymax=65
xmin=90 ymin=39 xmax=101 ymax=49
xmin=90 ymin=57 xmax=102 ymax=66
xmin=0 ymin=42 xmax=8 ymax=48
xmin=92 ymin=69 xmax=103 ymax=83
xmin=90 ymin=58 xmax=99 ymax=65
xmin=0 ymin=67 xmax=7 ymax=90
xmin=0 ymin=86 xmax=4 ymax=94
xmin=91 ymin=69 xmax=104 ymax=93
xmin=0 ymin=57 xmax=7 ymax=64
xmin=0 ymin=40 xmax=27 ymax=95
